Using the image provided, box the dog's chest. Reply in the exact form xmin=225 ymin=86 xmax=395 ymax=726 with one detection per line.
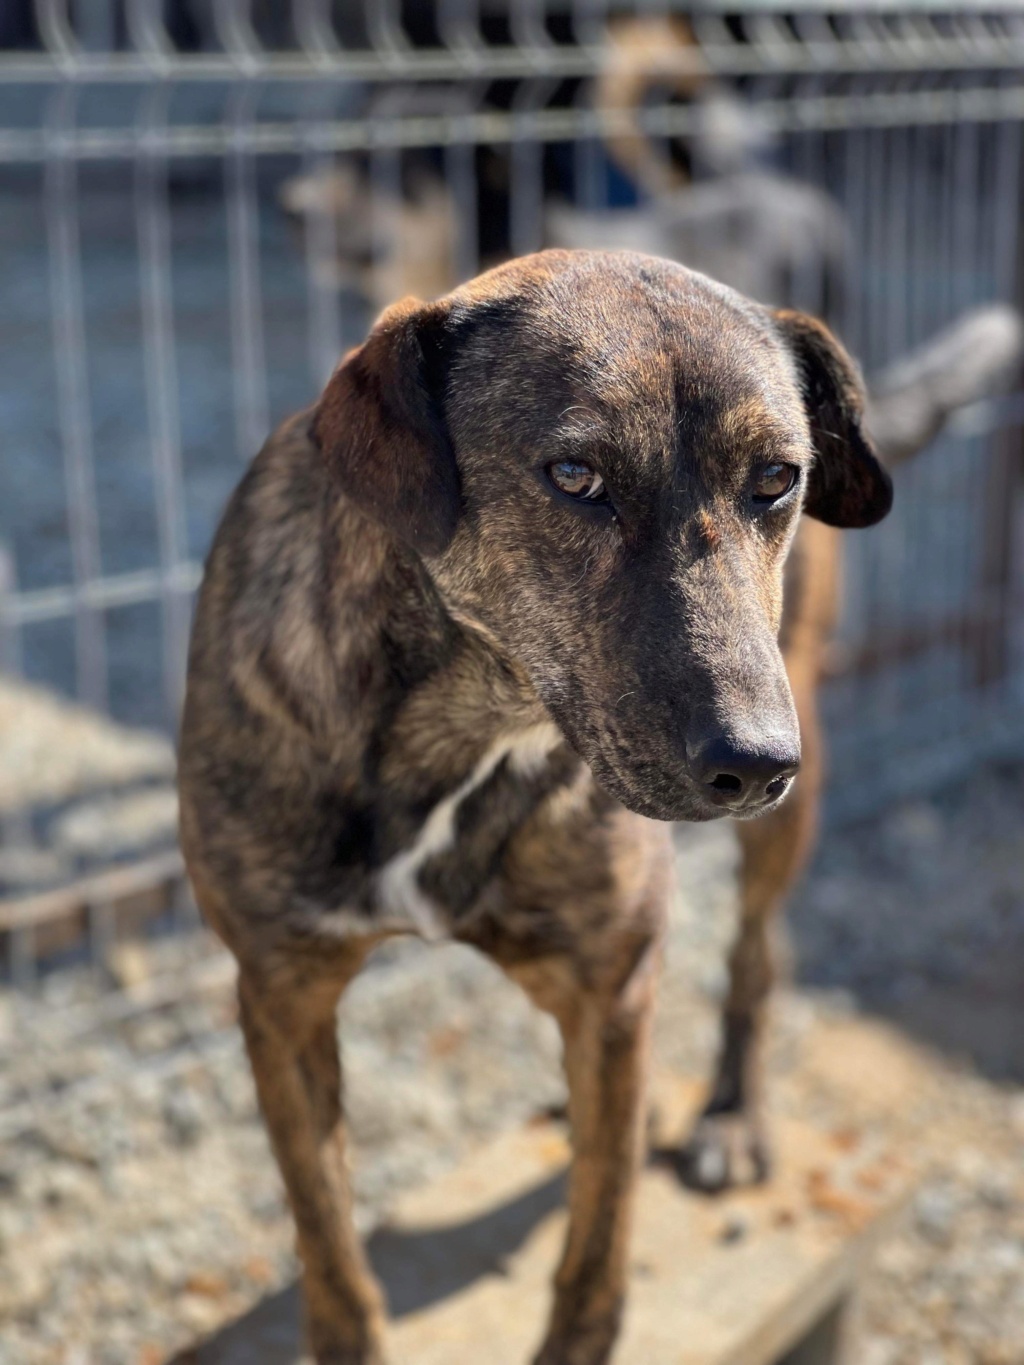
xmin=375 ymin=722 xmax=572 ymax=937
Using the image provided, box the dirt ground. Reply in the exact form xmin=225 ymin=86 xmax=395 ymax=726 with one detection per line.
xmin=1 ymin=760 xmax=1023 ymax=1365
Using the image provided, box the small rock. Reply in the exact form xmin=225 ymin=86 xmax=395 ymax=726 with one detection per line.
xmin=986 ymin=1240 xmax=1024 ymax=1275
xmin=161 ymin=1086 xmax=205 ymax=1148
xmin=977 ymin=1171 xmax=1015 ymax=1212
xmin=178 ymin=1290 xmax=228 ymax=1333
xmin=182 ymin=1270 xmax=230 ymax=1300
xmin=105 ymin=941 xmax=152 ymax=993
xmin=246 ymin=1188 xmax=287 ymax=1224
xmin=40 ymin=1163 xmax=100 ymax=1213
xmin=915 ymin=1185 xmax=958 ymax=1245
xmin=859 ymin=1337 xmax=900 ymax=1365
xmin=719 ymin=1212 xmax=750 ymax=1244
xmin=1008 ymin=1092 xmax=1024 ymax=1136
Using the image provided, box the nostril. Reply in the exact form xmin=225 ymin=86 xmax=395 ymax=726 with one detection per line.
xmin=709 ymin=772 xmax=743 ymax=794
xmin=690 ymin=734 xmax=799 ymax=808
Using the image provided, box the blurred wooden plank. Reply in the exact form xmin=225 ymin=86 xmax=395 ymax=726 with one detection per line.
xmin=383 ymin=1082 xmax=909 ymax=1365
xmin=183 ymin=1065 xmax=916 ymax=1365
xmin=0 ymin=849 xmax=183 ymax=931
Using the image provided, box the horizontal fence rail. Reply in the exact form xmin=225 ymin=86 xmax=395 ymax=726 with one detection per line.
xmin=6 ymin=8 xmax=1024 ymax=83
xmin=5 ymin=85 xmax=1024 ymax=162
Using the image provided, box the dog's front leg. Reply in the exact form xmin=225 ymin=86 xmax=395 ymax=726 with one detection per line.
xmin=238 ymin=959 xmax=388 ymax=1365
xmin=512 ymin=945 xmax=658 ymax=1365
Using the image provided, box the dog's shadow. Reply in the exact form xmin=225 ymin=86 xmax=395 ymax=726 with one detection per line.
xmin=170 ymin=1168 xmax=568 ymax=1364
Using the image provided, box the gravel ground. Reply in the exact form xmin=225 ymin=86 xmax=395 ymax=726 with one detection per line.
xmin=792 ymin=761 xmax=1024 ymax=1365
xmin=0 ymin=677 xmax=177 ymax=900
xmin=1 ymin=762 xmax=1023 ymax=1365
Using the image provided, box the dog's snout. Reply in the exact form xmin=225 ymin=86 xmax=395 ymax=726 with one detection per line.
xmin=691 ymin=736 xmax=800 ymax=812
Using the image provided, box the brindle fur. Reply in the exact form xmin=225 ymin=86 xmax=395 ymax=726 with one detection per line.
xmin=179 ymin=250 xmax=890 ymax=1365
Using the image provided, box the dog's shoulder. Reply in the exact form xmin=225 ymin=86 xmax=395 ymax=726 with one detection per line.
xmin=204 ymin=408 xmax=327 ymax=604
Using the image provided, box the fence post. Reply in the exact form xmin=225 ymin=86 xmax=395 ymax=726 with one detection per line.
xmin=0 ymin=539 xmax=18 ymax=677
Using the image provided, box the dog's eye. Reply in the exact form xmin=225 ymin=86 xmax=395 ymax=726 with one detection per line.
xmin=547 ymin=461 xmax=608 ymax=502
xmin=752 ymin=462 xmax=798 ymax=503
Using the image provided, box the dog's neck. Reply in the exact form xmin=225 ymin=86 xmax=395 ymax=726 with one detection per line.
xmin=314 ymin=501 xmax=568 ymax=936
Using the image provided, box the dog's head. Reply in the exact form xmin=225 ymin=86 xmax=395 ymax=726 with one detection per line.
xmin=312 ymin=251 xmax=891 ymax=821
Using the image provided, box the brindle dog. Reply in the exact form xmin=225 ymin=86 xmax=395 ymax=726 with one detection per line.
xmin=179 ymin=249 xmax=891 ymax=1365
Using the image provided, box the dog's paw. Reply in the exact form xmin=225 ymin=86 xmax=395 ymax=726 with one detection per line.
xmin=313 ymin=1350 xmax=388 ymax=1365
xmin=675 ymin=1112 xmax=771 ymax=1193
xmin=531 ymin=1314 xmax=619 ymax=1365
xmin=532 ymin=1338 xmax=615 ymax=1365
xmin=308 ymin=1326 xmax=389 ymax=1365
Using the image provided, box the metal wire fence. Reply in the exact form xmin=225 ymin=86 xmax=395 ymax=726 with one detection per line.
xmin=1 ymin=0 xmax=1023 ymax=842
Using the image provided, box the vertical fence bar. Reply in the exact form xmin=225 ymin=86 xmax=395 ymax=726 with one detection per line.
xmin=0 ymin=544 xmax=30 ymax=935
xmin=301 ymin=147 xmax=345 ymax=391
xmin=369 ymin=98 xmax=404 ymax=311
xmin=977 ymin=116 xmax=1023 ymax=698
xmin=908 ymin=119 xmax=931 ymax=349
xmin=137 ymin=85 xmax=191 ymax=725
xmin=89 ymin=897 xmax=115 ymax=977
xmin=226 ymin=83 xmax=270 ymax=462
xmin=510 ymin=79 xmax=556 ymax=259
xmin=45 ymin=85 xmax=108 ymax=713
xmin=832 ymin=105 xmax=870 ymax=735
xmin=445 ymin=84 xmax=484 ymax=286
xmin=838 ymin=100 xmax=868 ymax=358
xmin=991 ymin=117 xmax=1024 ymax=706
xmin=295 ymin=4 xmax=346 ymax=385
xmin=0 ymin=541 xmax=20 ymax=678
xmin=994 ymin=119 xmax=1022 ymax=304
xmin=883 ymin=117 xmax=916 ymax=735
xmin=790 ymin=74 xmax=828 ymax=320
xmin=952 ymin=117 xmax=980 ymax=315
xmin=572 ymin=60 xmax=605 ymax=214
xmin=10 ymin=922 xmax=37 ymax=993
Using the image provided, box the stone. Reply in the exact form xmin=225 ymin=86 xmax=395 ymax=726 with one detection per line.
xmin=162 ymin=1086 xmax=206 ymax=1148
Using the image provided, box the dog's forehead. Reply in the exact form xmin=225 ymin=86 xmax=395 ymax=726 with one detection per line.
xmin=451 ymin=252 xmax=808 ymax=459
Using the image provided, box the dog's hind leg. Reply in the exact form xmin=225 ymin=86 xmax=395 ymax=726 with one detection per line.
xmin=680 ymin=697 xmax=822 ymax=1194
xmin=237 ymin=949 xmax=388 ymax=1365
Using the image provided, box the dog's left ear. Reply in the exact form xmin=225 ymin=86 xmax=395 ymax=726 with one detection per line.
xmin=311 ymin=295 xmax=459 ymax=557
xmin=773 ymin=309 xmax=893 ymax=528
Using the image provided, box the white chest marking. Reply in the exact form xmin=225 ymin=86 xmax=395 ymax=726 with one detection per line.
xmin=377 ymin=721 xmax=561 ymax=938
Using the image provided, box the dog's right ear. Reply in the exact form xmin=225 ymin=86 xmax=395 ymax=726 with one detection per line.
xmin=773 ymin=309 xmax=893 ymax=529
xmin=310 ymin=295 xmax=459 ymax=557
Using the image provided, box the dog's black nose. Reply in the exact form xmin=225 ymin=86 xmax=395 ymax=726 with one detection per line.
xmin=691 ymin=736 xmax=800 ymax=812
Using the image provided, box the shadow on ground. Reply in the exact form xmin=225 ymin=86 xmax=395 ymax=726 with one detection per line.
xmin=169 ymin=1169 xmax=567 ymax=1364
xmin=788 ymin=762 xmax=1024 ymax=1086
xmin=858 ymin=967 xmax=1024 ymax=1085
